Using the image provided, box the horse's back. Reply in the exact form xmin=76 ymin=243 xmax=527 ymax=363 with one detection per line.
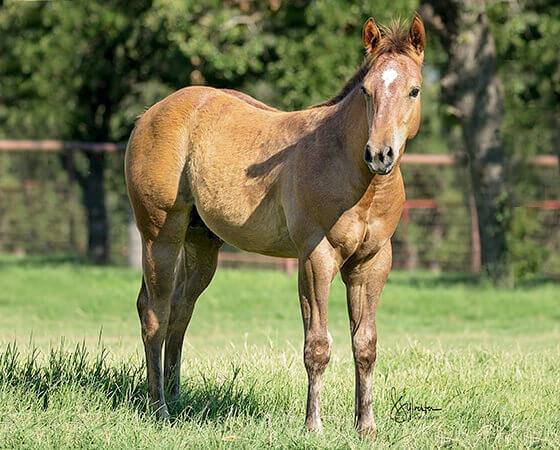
xmin=126 ymin=85 xmax=279 ymax=188
xmin=125 ymin=86 xmax=297 ymax=256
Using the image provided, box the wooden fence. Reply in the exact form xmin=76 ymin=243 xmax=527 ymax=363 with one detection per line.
xmin=1 ymin=139 xmax=558 ymax=274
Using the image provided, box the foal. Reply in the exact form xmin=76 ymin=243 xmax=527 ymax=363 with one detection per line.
xmin=125 ymin=16 xmax=425 ymax=434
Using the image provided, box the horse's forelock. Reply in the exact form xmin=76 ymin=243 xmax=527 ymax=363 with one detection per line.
xmin=374 ymin=18 xmax=421 ymax=64
xmin=313 ymin=18 xmax=421 ymax=109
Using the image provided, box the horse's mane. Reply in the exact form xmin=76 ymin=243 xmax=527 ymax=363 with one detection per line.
xmin=313 ymin=19 xmax=419 ymax=109
xmin=221 ymin=89 xmax=279 ymax=112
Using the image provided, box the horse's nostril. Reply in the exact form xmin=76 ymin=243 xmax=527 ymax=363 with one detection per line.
xmin=364 ymin=144 xmax=373 ymax=163
xmin=386 ymin=146 xmax=394 ymax=159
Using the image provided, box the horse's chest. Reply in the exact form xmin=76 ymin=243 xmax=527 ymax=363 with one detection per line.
xmin=330 ymin=206 xmax=402 ymax=262
xmin=356 ymin=219 xmax=393 ymax=256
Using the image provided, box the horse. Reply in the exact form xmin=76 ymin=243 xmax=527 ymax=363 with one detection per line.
xmin=125 ymin=15 xmax=425 ymax=435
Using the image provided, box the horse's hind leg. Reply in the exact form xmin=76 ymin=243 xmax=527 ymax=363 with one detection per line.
xmin=164 ymin=213 xmax=223 ymax=404
xmin=136 ymin=209 xmax=188 ymax=419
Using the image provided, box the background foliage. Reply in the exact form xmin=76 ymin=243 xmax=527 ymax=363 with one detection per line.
xmin=0 ymin=0 xmax=558 ymax=277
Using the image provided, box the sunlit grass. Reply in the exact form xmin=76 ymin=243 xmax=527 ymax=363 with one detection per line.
xmin=0 ymin=254 xmax=559 ymax=447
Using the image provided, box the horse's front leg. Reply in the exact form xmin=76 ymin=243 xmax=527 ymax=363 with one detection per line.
xmin=298 ymin=239 xmax=340 ymax=432
xmin=340 ymin=241 xmax=392 ymax=436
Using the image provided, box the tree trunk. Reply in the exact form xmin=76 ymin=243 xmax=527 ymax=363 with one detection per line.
xmin=78 ymin=151 xmax=109 ymax=264
xmin=554 ymin=112 xmax=560 ymax=180
xmin=421 ymin=0 xmax=513 ymax=285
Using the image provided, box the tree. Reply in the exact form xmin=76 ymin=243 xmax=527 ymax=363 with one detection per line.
xmin=5 ymin=0 xmax=555 ymax=274
xmin=43 ymin=0 xmax=171 ymax=263
xmin=420 ymin=0 xmax=513 ymax=284
xmin=0 ymin=0 xmax=176 ymax=263
xmin=0 ymin=0 xmax=289 ymax=262
xmin=487 ymin=0 xmax=560 ymax=175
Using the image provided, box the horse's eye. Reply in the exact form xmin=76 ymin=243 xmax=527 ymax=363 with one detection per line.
xmin=409 ymin=87 xmax=420 ymax=98
xmin=361 ymin=86 xmax=370 ymax=97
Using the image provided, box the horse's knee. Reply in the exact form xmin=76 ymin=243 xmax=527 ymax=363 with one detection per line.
xmin=304 ymin=332 xmax=332 ymax=373
xmin=353 ymin=332 xmax=377 ymax=371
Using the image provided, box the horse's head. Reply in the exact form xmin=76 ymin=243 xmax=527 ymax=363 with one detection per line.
xmin=361 ymin=16 xmax=425 ymax=175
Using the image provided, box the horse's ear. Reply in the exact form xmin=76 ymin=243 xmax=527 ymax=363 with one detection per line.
xmin=363 ymin=17 xmax=381 ymax=55
xmin=409 ymin=14 xmax=426 ymax=57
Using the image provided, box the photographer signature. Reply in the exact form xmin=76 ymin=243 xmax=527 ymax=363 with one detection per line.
xmin=389 ymin=387 xmax=442 ymax=423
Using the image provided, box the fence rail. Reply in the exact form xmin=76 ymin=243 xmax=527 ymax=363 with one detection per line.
xmin=0 ymin=140 xmax=126 ymax=152
xmin=2 ymin=140 xmax=558 ymax=273
xmin=1 ymin=139 xmax=558 ymax=167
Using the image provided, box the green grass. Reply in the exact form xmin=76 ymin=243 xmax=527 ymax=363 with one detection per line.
xmin=0 ymin=254 xmax=559 ymax=448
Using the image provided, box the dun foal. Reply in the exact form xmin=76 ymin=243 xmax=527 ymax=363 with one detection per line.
xmin=125 ymin=16 xmax=425 ymax=434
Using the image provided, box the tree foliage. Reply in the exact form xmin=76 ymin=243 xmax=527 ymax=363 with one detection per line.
xmin=0 ymin=0 xmax=558 ymax=278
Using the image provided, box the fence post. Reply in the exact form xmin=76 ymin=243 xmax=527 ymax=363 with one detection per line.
xmin=65 ymin=149 xmax=76 ymax=252
xmin=284 ymin=258 xmax=296 ymax=275
xmin=470 ymin=194 xmax=481 ymax=274
xmin=127 ymin=211 xmax=142 ymax=269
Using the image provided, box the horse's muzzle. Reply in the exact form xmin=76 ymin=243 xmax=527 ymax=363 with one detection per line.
xmin=364 ymin=144 xmax=395 ymax=175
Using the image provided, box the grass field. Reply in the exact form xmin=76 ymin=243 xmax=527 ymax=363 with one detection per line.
xmin=0 ymin=254 xmax=559 ymax=448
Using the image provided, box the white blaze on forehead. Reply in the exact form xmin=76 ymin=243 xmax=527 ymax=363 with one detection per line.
xmin=382 ymin=68 xmax=398 ymax=88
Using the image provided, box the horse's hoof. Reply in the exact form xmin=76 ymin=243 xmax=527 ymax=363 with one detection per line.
xmin=357 ymin=424 xmax=377 ymax=439
xmin=151 ymin=402 xmax=170 ymax=421
xmin=305 ymin=419 xmax=323 ymax=433
xmin=157 ymin=408 xmax=170 ymax=422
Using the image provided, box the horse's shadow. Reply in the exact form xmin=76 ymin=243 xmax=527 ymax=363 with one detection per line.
xmin=167 ymin=367 xmax=271 ymax=423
